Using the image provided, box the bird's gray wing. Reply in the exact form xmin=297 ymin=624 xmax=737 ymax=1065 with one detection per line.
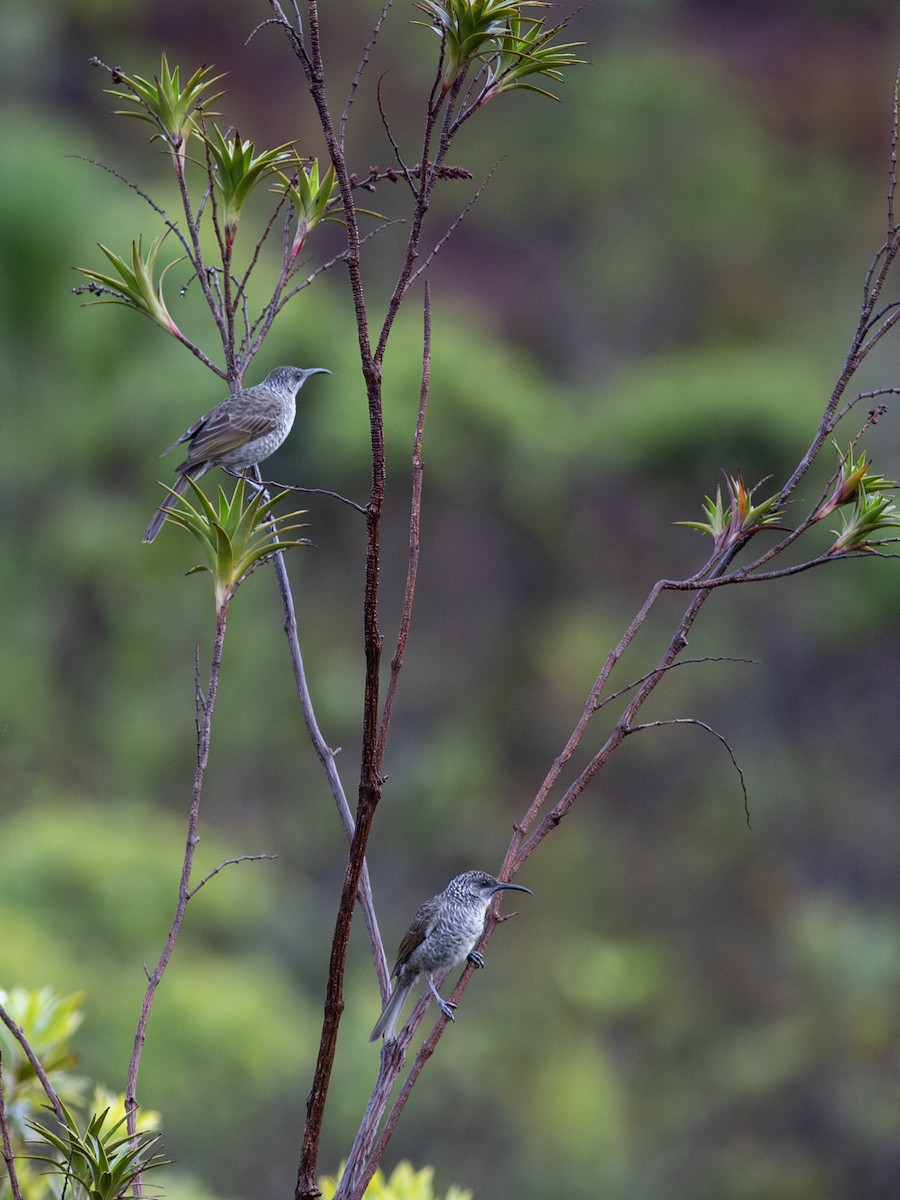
xmin=391 ymin=897 xmax=439 ymax=977
xmin=174 ymin=403 xmax=279 ymax=467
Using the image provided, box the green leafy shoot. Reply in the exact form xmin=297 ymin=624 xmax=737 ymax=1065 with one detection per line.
xmin=415 ymin=0 xmax=544 ymax=92
xmin=274 ymin=160 xmax=383 ymax=259
xmin=26 ymin=1102 xmax=170 ymax=1200
xmin=73 ymin=235 xmax=184 ymax=339
xmin=163 ymin=476 xmax=309 ymax=610
xmin=827 ymin=472 xmax=900 ymax=554
xmin=202 ymin=127 xmax=298 ymax=246
xmin=675 ymin=473 xmax=785 ymax=553
xmin=276 ymin=159 xmax=340 ymax=259
xmin=105 ymin=53 xmax=225 ymax=165
xmin=814 ymin=442 xmax=896 ymax=522
xmin=479 ymin=14 xmax=586 ymax=105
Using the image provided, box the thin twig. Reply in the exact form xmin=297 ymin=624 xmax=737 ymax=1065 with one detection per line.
xmin=126 ymin=603 xmax=229 ymax=1144
xmin=265 ymin=532 xmax=390 ymax=994
xmin=246 ymin=16 xmax=297 ymax=43
xmin=255 ymin=478 xmax=368 ymax=515
xmin=268 ymin=0 xmax=312 ymax=71
xmin=592 ymin=656 xmax=759 ymax=713
xmin=373 ymin=69 xmax=468 ymax=367
xmin=235 ymin=187 xmax=292 ymax=310
xmin=624 ymin=717 xmax=751 ymax=826
xmin=408 ymin=162 xmax=502 ymax=286
xmin=72 ymin=156 xmax=194 ymax=257
xmin=341 ymin=2 xmax=393 ymax=151
xmin=888 ymin=66 xmax=899 ymax=235
xmin=0 ymin=1055 xmax=23 ymax=1200
xmin=239 ymin=190 xmax=297 ymax=363
xmin=0 ymin=1005 xmax=66 ymax=1127
xmin=270 ymin=219 xmax=403 ymax=318
xmin=166 ymin=122 xmax=230 ymax=353
xmin=376 ymin=283 xmax=431 ymax=773
xmin=832 ymin=387 xmax=900 ymax=425
xmin=71 ymin=280 xmax=224 ymax=377
xmin=187 ymin=854 xmax=278 ymax=899
xmin=376 ymin=74 xmax=418 ymax=198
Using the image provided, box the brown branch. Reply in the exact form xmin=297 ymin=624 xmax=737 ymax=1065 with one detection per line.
xmin=512 ymin=592 xmax=712 ymax=871
xmin=291 ymin=66 xmax=490 ymax=1186
xmin=270 ymin=7 xmax=386 ymax=1196
xmin=779 ymin=233 xmax=900 ymax=506
xmin=675 ymin=552 xmax=843 ymax=588
xmin=268 ymin=26 xmax=467 ymax=1189
xmin=349 ymin=163 xmax=473 ymax=192
xmin=485 ymin=87 xmax=900 ymax=891
xmin=498 ymin=574 xmax=674 ymax=848
xmin=265 ymin=0 xmax=311 ymax=70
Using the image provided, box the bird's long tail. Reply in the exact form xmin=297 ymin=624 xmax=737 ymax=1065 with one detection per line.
xmin=369 ymin=980 xmax=412 ymax=1043
xmin=142 ymin=464 xmax=208 ymax=544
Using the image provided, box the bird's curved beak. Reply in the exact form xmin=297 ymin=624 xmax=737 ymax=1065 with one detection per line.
xmin=492 ymin=882 xmax=533 ymax=895
xmin=305 ymin=368 xmax=331 ymax=377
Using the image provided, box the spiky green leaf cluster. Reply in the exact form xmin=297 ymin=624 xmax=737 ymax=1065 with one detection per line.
xmin=73 ymin=236 xmax=184 ymax=338
xmin=676 ymin=474 xmax=784 ymax=553
xmin=163 ymin=476 xmax=309 ymax=610
xmin=815 ymin=443 xmax=895 ymax=521
xmin=416 ymin=0 xmax=525 ymax=86
xmin=827 ymin=473 xmax=900 ymax=554
xmin=806 ymin=444 xmax=900 ymax=554
xmin=105 ymin=53 xmax=224 ymax=158
xmin=1 ymin=991 xmax=162 ymax=1200
xmin=27 ymin=1103 xmax=169 ymax=1200
xmin=276 ymin=159 xmax=340 ymax=258
xmin=481 ymin=14 xmax=587 ymax=103
xmin=320 ymin=1160 xmax=472 ymax=1200
xmin=415 ymin=0 xmax=582 ymax=98
xmin=203 ymin=127 xmax=298 ymax=244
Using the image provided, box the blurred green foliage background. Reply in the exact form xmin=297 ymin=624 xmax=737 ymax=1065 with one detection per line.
xmin=4 ymin=1 xmax=900 ymax=1198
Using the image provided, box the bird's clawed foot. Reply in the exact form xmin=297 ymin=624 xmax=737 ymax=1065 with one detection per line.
xmin=427 ymin=975 xmax=458 ymax=1021
xmin=437 ymin=997 xmax=457 ymax=1021
xmin=467 ymin=950 xmax=485 ymax=969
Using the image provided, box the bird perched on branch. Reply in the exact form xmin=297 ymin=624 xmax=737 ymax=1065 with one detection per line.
xmin=369 ymin=870 xmax=532 ymax=1043
xmin=142 ymin=365 xmax=330 ymax=543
